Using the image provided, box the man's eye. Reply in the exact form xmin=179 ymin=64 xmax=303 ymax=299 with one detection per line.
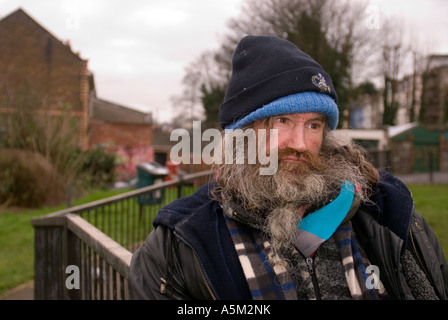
xmin=308 ymin=122 xmax=322 ymax=129
xmin=276 ymin=117 xmax=288 ymax=124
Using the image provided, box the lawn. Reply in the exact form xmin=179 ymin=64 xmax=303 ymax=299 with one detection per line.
xmin=0 ymin=188 xmax=132 ymax=296
xmin=0 ymin=183 xmax=447 ymax=297
xmin=407 ymin=184 xmax=448 ymax=258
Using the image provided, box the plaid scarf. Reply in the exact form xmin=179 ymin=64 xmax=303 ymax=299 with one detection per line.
xmin=225 ymin=215 xmax=298 ymax=299
xmin=224 ymin=207 xmax=388 ymax=300
xmin=334 ymin=221 xmax=388 ymax=299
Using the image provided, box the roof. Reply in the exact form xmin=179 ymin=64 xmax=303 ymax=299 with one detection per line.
xmin=425 ymin=55 xmax=448 ymax=72
xmin=90 ymin=96 xmax=152 ymax=124
xmin=388 ymin=122 xmax=419 ymax=138
xmin=390 ymin=123 xmax=447 ymax=145
xmin=0 ymin=8 xmax=86 ymax=62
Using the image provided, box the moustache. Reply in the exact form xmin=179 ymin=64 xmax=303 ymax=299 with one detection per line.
xmin=277 ymin=148 xmax=327 ymax=173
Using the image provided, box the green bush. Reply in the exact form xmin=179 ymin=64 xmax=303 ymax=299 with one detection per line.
xmin=0 ymin=149 xmax=64 ymax=208
xmin=81 ymin=146 xmax=118 ymax=188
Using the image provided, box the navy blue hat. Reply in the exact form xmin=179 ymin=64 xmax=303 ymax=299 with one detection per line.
xmin=219 ymin=35 xmax=339 ymax=130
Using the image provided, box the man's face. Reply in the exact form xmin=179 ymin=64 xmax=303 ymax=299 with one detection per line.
xmin=216 ymin=110 xmax=371 ymax=248
xmin=253 ymin=112 xmax=326 ymax=169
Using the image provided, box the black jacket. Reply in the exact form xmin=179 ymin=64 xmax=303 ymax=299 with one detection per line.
xmin=129 ymin=171 xmax=448 ymax=299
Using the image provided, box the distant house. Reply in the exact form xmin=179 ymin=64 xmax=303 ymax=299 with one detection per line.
xmin=89 ymin=95 xmax=153 ymax=148
xmin=0 ymin=8 xmax=154 ymax=178
xmin=348 ymin=55 xmax=448 ymax=130
xmin=394 ymin=73 xmax=422 ymax=126
xmin=388 ymin=55 xmax=448 ymax=129
xmin=338 ymin=122 xmax=448 ymax=174
xmin=348 ymin=92 xmax=383 ymax=129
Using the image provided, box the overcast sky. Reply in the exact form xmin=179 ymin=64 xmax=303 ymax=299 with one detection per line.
xmin=1 ymin=0 xmax=447 ymax=123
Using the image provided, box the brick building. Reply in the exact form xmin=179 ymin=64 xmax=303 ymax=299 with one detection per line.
xmin=0 ymin=8 xmax=91 ymax=147
xmin=0 ymin=8 xmax=153 ymax=159
xmin=89 ymin=96 xmax=154 ymax=180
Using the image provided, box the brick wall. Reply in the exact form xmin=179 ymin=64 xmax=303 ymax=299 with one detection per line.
xmin=88 ymin=119 xmax=154 ymax=147
xmin=0 ymin=9 xmax=90 ymax=148
xmin=89 ymin=119 xmax=154 ymax=180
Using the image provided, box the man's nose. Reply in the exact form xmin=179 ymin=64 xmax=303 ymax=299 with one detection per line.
xmin=284 ymin=127 xmax=308 ymax=153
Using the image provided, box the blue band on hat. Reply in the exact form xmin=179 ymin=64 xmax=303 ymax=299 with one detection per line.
xmin=225 ymin=91 xmax=339 ymax=130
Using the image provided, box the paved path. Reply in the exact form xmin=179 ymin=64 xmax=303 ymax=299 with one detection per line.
xmin=396 ymin=172 xmax=448 ymax=184
xmin=0 ymin=280 xmax=34 ymax=300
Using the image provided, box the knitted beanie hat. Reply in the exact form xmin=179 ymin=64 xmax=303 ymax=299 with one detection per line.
xmin=219 ymin=35 xmax=339 ymax=130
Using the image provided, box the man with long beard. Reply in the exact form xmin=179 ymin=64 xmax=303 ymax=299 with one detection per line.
xmin=129 ymin=36 xmax=448 ymax=300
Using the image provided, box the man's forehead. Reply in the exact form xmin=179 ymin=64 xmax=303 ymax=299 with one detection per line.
xmin=270 ymin=112 xmax=327 ymax=121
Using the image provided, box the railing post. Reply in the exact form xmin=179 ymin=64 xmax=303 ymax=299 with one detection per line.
xmin=64 ymin=228 xmax=82 ymax=299
xmin=177 ymin=173 xmax=185 ymax=199
xmin=34 ymin=224 xmax=65 ymax=299
xmin=429 ymin=151 xmax=434 ymax=184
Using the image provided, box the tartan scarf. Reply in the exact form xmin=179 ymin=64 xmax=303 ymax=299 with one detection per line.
xmin=225 ymin=215 xmax=388 ymax=300
xmin=225 ymin=215 xmax=298 ymax=299
xmin=334 ymin=221 xmax=388 ymax=299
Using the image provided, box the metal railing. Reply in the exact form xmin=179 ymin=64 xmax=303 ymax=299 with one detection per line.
xmin=31 ymin=170 xmax=214 ymax=300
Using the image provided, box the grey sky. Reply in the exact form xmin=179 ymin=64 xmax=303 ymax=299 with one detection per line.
xmin=1 ymin=0 xmax=447 ymax=123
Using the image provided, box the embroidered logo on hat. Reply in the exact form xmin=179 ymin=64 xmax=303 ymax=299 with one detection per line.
xmin=312 ymin=73 xmax=331 ymax=94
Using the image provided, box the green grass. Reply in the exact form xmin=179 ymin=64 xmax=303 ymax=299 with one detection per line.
xmin=0 ymin=188 xmax=131 ymax=296
xmin=0 ymin=183 xmax=447 ymax=297
xmin=407 ymin=184 xmax=448 ymax=258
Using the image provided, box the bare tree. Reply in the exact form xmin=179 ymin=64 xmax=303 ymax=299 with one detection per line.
xmin=408 ymin=34 xmax=437 ymax=124
xmin=418 ymin=54 xmax=435 ymax=124
xmin=5 ymin=80 xmax=86 ymax=205
xmin=170 ymin=52 xmax=215 ymax=128
xmin=377 ymin=17 xmax=411 ymax=126
xmin=180 ymin=0 xmax=378 ymax=128
xmin=171 ymin=50 xmax=228 ymax=129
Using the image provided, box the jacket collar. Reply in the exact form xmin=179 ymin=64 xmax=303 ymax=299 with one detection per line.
xmin=153 ymin=182 xmax=252 ymax=300
xmin=364 ymin=170 xmax=414 ymax=244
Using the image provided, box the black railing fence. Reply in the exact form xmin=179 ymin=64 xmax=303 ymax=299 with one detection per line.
xmin=368 ymin=150 xmax=448 ymax=184
xmin=31 ymin=170 xmax=214 ymax=300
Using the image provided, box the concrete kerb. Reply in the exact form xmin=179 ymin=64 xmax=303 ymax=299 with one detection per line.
xmin=0 ymin=280 xmax=34 ymax=300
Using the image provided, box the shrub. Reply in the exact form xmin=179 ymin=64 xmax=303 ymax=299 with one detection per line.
xmin=0 ymin=149 xmax=64 ymax=208
xmin=81 ymin=146 xmax=118 ymax=188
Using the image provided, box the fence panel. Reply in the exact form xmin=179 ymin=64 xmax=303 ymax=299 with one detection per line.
xmin=32 ymin=170 xmax=213 ymax=300
xmin=66 ymin=214 xmax=132 ymax=299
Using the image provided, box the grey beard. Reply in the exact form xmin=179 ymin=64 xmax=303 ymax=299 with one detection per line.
xmin=217 ymin=151 xmax=368 ymax=216
xmin=216 ymin=147 xmax=372 ymax=266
